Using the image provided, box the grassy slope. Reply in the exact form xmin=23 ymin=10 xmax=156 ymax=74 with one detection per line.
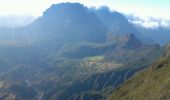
xmin=109 ymin=57 xmax=170 ymax=100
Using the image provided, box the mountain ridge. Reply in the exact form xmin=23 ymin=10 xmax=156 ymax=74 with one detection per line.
xmin=108 ymin=43 xmax=170 ymax=100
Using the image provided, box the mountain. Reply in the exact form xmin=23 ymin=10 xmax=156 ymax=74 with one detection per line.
xmin=126 ymin=15 xmax=170 ymax=45
xmin=0 ymin=31 xmax=162 ymax=100
xmin=28 ymin=34 xmax=162 ymax=100
xmin=57 ymin=33 xmax=141 ymax=59
xmin=0 ymin=3 xmax=108 ymax=47
xmin=93 ymin=7 xmax=142 ymax=37
xmin=30 ymin=3 xmax=107 ymax=42
xmin=136 ymin=26 xmax=170 ymax=45
xmin=0 ymin=2 xmax=165 ymax=100
xmin=108 ymin=44 xmax=170 ymax=100
xmin=24 ymin=3 xmax=107 ymax=43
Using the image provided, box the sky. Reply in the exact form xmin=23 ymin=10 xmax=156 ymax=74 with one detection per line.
xmin=0 ymin=0 xmax=169 ymax=28
xmin=0 ymin=0 xmax=169 ymax=18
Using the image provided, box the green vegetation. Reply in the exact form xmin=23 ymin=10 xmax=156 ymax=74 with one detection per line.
xmin=58 ymin=42 xmax=115 ymax=59
xmin=109 ymin=57 xmax=170 ymax=100
xmin=85 ymin=56 xmax=105 ymax=62
xmin=0 ymin=35 xmax=163 ymax=100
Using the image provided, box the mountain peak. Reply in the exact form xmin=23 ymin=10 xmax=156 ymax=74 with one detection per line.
xmin=43 ymin=3 xmax=86 ymax=17
xmin=94 ymin=7 xmax=141 ymax=36
xmin=31 ymin=2 xmax=107 ymax=43
xmin=123 ymin=33 xmax=137 ymax=40
xmin=122 ymin=33 xmax=141 ymax=49
xmin=116 ymin=33 xmax=140 ymax=44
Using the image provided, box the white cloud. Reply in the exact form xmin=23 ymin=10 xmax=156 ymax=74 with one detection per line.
xmin=132 ymin=20 xmax=159 ymax=29
xmin=128 ymin=15 xmax=170 ymax=29
xmin=160 ymin=20 xmax=170 ymax=28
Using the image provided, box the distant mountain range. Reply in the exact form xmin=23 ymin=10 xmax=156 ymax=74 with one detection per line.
xmin=136 ymin=26 xmax=170 ymax=45
xmin=0 ymin=3 xmax=143 ymax=44
xmin=0 ymin=3 xmax=170 ymax=45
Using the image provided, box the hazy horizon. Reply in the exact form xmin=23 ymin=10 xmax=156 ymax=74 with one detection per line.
xmin=0 ymin=0 xmax=169 ymax=28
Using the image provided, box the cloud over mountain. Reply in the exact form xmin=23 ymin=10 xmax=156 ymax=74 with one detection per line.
xmin=127 ymin=15 xmax=170 ymax=29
